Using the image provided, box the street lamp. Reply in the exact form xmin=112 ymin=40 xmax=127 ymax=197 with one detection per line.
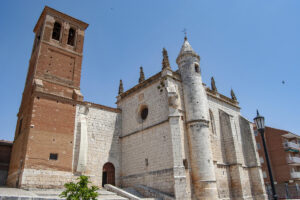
xmin=254 ymin=110 xmax=278 ymax=200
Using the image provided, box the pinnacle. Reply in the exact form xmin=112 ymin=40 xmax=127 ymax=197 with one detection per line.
xmin=118 ymin=80 xmax=124 ymax=95
xmin=162 ymin=48 xmax=171 ymax=70
xmin=139 ymin=66 xmax=145 ymax=83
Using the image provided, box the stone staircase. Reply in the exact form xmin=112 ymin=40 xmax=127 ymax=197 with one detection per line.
xmin=104 ymin=184 xmax=157 ymax=200
xmin=0 ymin=187 xmax=127 ymax=200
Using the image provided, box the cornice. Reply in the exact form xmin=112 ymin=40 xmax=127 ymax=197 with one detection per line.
xmin=206 ymin=88 xmax=240 ymax=109
xmin=33 ymin=91 xmax=121 ymax=113
xmin=34 ymin=6 xmax=88 ymax=33
xmin=118 ymin=72 xmax=162 ymax=101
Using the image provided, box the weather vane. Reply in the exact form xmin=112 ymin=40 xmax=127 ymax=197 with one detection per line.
xmin=182 ymin=28 xmax=187 ymax=40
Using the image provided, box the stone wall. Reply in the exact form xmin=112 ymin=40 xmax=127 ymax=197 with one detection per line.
xmin=20 ymin=169 xmax=76 ymax=189
xmin=119 ymin=79 xmax=169 ymax=137
xmin=118 ymin=79 xmax=175 ymax=195
xmin=73 ymin=104 xmax=121 ymax=187
xmin=207 ymin=94 xmax=266 ymax=199
xmin=121 ymin=122 xmax=174 ymax=194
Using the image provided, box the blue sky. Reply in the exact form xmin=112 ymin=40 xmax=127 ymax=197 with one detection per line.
xmin=0 ymin=0 xmax=299 ymax=141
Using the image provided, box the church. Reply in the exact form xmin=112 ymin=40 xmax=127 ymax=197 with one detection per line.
xmin=7 ymin=6 xmax=267 ymax=199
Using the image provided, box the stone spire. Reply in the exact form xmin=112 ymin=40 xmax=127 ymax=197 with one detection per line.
xmin=162 ymin=48 xmax=171 ymax=70
xmin=118 ymin=79 xmax=124 ymax=95
xmin=176 ymin=36 xmax=200 ymax=64
xmin=139 ymin=66 xmax=145 ymax=83
xmin=231 ymin=88 xmax=237 ymax=101
xmin=211 ymin=77 xmax=217 ymax=92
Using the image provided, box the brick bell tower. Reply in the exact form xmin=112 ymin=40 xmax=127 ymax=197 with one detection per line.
xmin=7 ymin=7 xmax=88 ymax=188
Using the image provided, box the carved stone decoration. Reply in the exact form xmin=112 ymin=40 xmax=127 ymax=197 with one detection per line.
xmin=118 ymin=79 xmax=124 ymax=95
xmin=168 ymin=92 xmax=179 ymax=109
xmin=139 ymin=66 xmax=145 ymax=83
xmin=231 ymin=88 xmax=237 ymax=101
xmin=73 ymin=89 xmax=83 ymax=101
xmin=211 ymin=76 xmax=217 ymax=92
xmin=34 ymin=78 xmax=44 ymax=92
xmin=162 ymin=48 xmax=171 ymax=70
xmin=166 ymin=85 xmax=179 ymax=109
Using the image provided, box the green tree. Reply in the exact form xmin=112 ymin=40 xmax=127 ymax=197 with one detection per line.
xmin=60 ymin=175 xmax=99 ymax=200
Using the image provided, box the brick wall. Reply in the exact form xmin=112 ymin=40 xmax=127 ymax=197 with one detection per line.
xmin=7 ymin=7 xmax=88 ymax=188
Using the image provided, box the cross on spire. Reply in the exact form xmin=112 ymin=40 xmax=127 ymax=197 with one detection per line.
xmin=182 ymin=28 xmax=187 ymax=41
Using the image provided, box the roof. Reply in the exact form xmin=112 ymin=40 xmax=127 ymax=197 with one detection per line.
xmin=34 ymin=6 xmax=89 ymax=33
xmin=282 ymin=132 xmax=300 ymax=139
xmin=117 ymin=69 xmax=239 ymax=109
xmin=253 ymin=125 xmax=299 ymax=138
xmin=0 ymin=140 xmax=13 ymax=146
xmin=176 ymin=37 xmax=200 ymax=64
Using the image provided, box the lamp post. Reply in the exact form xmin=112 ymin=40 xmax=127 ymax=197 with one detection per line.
xmin=254 ymin=110 xmax=278 ymax=200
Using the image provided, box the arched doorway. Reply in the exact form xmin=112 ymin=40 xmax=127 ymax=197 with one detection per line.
xmin=102 ymin=162 xmax=115 ymax=187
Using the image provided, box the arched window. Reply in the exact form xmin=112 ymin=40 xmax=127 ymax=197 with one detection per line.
xmin=209 ymin=109 xmax=216 ymax=135
xmin=52 ymin=22 xmax=61 ymax=41
xmin=67 ymin=28 xmax=75 ymax=46
xmin=194 ymin=63 xmax=200 ymax=73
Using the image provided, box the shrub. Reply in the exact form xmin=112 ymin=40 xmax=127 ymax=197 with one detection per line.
xmin=59 ymin=175 xmax=99 ymax=200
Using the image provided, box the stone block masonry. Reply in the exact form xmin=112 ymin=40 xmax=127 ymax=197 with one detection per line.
xmin=73 ymin=105 xmax=121 ymax=187
xmin=6 ymin=6 xmax=268 ymax=200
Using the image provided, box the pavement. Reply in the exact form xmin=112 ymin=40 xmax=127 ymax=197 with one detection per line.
xmin=0 ymin=187 xmax=127 ymax=200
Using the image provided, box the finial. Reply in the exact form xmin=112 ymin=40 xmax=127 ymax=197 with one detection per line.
xmin=162 ymin=48 xmax=171 ymax=70
xmin=139 ymin=66 xmax=145 ymax=83
xmin=256 ymin=109 xmax=260 ymax=116
xmin=118 ymin=79 xmax=124 ymax=95
xmin=211 ymin=77 xmax=217 ymax=92
xmin=182 ymin=28 xmax=187 ymax=41
xmin=230 ymin=88 xmax=237 ymax=101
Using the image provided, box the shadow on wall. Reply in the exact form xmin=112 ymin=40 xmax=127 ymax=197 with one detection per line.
xmin=0 ymin=141 xmax=13 ymax=186
xmin=106 ymin=113 xmax=122 ymax=186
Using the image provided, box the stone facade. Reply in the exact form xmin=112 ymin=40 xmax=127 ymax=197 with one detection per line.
xmin=73 ymin=104 xmax=121 ymax=186
xmin=7 ymin=6 xmax=267 ymax=200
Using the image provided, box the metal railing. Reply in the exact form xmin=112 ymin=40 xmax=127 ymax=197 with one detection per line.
xmin=287 ymin=157 xmax=300 ymax=165
xmin=291 ymin=172 xmax=300 ymax=179
xmin=283 ymin=141 xmax=300 ymax=150
xmin=266 ymin=184 xmax=300 ymax=199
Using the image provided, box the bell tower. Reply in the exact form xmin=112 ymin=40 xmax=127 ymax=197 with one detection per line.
xmin=7 ymin=7 xmax=88 ymax=188
xmin=31 ymin=6 xmax=88 ymax=98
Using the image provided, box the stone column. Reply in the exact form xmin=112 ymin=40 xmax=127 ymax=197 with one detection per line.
xmin=163 ymin=68 xmax=189 ymax=199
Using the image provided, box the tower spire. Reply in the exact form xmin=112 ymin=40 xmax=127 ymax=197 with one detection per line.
xmin=176 ymin=37 xmax=200 ymax=64
xmin=211 ymin=77 xmax=217 ymax=92
xmin=231 ymin=88 xmax=237 ymax=101
xmin=139 ymin=66 xmax=145 ymax=83
xmin=118 ymin=79 xmax=124 ymax=95
xmin=162 ymin=48 xmax=171 ymax=70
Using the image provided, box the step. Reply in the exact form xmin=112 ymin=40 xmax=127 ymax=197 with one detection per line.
xmin=0 ymin=187 xmax=127 ymax=200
